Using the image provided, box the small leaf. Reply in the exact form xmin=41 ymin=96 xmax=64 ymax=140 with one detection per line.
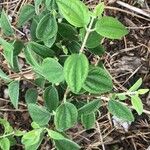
xmin=96 ymin=16 xmax=128 ymax=39
xmin=0 ymin=38 xmax=14 ymax=68
xmin=28 ymin=104 xmax=51 ymax=126
xmin=44 ymin=35 xmax=57 ymax=48
xmin=89 ymin=45 xmax=105 ymax=56
xmin=0 ymin=138 xmax=10 ymax=150
xmin=56 ymin=0 xmax=90 ymax=27
xmin=55 ymin=102 xmax=78 ymax=131
xmin=37 ymin=58 xmax=64 ymax=84
xmin=18 ymin=4 xmax=35 ymax=27
xmin=45 ymin=0 xmax=57 ymax=11
xmin=131 ymin=95 xmax=143 ymax=115
xmin=8 ymin=80 xmax=20 ymax=109
xmin=34 ymin=0 xmax=43 ymax=14
xmin=58 ymin=23 xmax=78 ymax=41
xmin=129 ymin=78 xmax=142 ymax=92
xmin=78 ymin=99 xmax=101 ymax=115
xmin=13 ymin=40 xmax=24 ymax=56
xmin=25 ymin=88 xmax=38 ymax=104
xmin=54 ymin=138 xmax=80 ymax=150
xmin=0 ymin=68 xmax=11 ymax=82
xmin=83 ymin=66 xmax=113 ymax=94
xmin=44 ymin=86 xmax=59 ymax=112
xmin=108 ymin=100 xmax=134 ymax=122
xmin=138 ymin=89 xmax=149 ymax=95
xmin=64 ymin=54 xmax=89 ymax=93
xmin=81 ymin=112 xmax=95 ymax=129
xmin=94 ymin=2 xmax=105 ymax=17
xmin=27 ymin=42 xmax=55 ymax=58
xmin=36 ymin=14 xmax=58 ymax=40
xmin=1 ymin=10 xmax=14 ymax=36
xmin=47 ymin=129 xmax=65 ymax=140
xmin=21 ymin=129 xmax=43 ymax=150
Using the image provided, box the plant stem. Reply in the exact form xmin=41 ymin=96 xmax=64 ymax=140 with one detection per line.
xmin=0 ymin=132 xmax=14 ymax=139
xmin=63 ymin=87 xmax=69 ymax=103
xmin=80 ymin=17 xmax=95 ymax=53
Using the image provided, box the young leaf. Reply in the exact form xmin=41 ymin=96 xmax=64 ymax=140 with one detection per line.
xmin=64 ymin=54 xmax=89 ymax=93
xmin=21 ymin=129 xmax=43 ymax=150
xmin=27 ymin=42 xmax=55 ymax=58
xmin=0 ymin=138 xmax=10 ymax=150
xmin=47 ymin=129 xmax=65 ymax=140
xmin=54 ymin=138 xmax=80 ymax=150
xmin=138 ymin=89 xmax=149 ymax=95
xmin=94 ymin=2 xmax=105 ymax=17
xmin=18 ymin=4 xmax=35 ymax=27
xmin=108 ymin=100 xmax=134 ymax=122
xmin=44 ymin=86 xmax=59 ymax=112
xmin=78 ymin=99 xmax=101 ymax=115
xmin=8 ymin=80 xmax=20 ymax=109
xmin=0 ymin=68 xmax=11 ymax=82
xmin=36 ymin=14 xmax=58 ymax=40
xmin=129 ymin=78 xmax=142 ymax=92
xmin=83 ymin=66 xmax=113 ymax=94
xmin=56 ymin=0 xmax=90 ymax=27
xmin=55 ymin=102 xmax=78 ymax=131
xmin=28 ymin=104 xmax=51 ymax=126
xmin=58 ymin=23 xmax=78 ymax=41
xmin=25 ymin=88 xmax=38 ymax=104
xmin=37 ymin=58 xmax=64 ymax=84
xmin=81 ymin=112 xmax=95 ymax=129
xmin=0 ymin=38 xmax=14 ymax=68
xmin=1 ymin=10 xmax=14 ymax=36
xmin=96 ymin=16 xmax=128 ymax=39
xmin=131 ymin=95 xmax=143 ymax=115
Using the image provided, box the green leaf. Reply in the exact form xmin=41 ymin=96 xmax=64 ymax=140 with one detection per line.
xmin=44 ymin=86 xmax=59 ymax=112
xmin=67 ymin=41 xmax=80 ymax=54
xmin=18 ymin=4 xmax=35 ymax=27
xmin=27 ymin=42 xmax=55 ymax=58
xmin=56 ymin=0 xmax=90 ymax=27
xmin=89 ymin=45 xmax=105 ymax=56
xmin=131 ymin=95 xmax=143 ymax=115
xmin=37 ymin=58 xmax=64 ymax=84
xmin=54 ymin=138 xmax=80 ymax=150
xmin=78 ymin=99 xmax=101 ymax=115
xmin=21 ymin=129 xmax=43 ymax=150
xmin=108 ymin=100 xmax=134 ymax=122
xmin=129 ymin=78 xmax=142 ymax=92
xmin=44 ymin=35 xmax=57 ymax=48
xmin=138 ymin=89 xmax=149 ymax=95
xmin=0 ymin=68 xmax=11 ymax=82
xmin=96 ymin=16 xmax=128 ymax=39
xmin=25 ymin=88 xmax=38 ymax=104
xmin=94 ymin=2 xmax=105 ymax=17
xmin=36 ymin=14 xmax=58 ymax=40
xmin=0 ymin=138 xmax=10 ymax=150
xmin=34 ymin=0 xmax=43 ymax=14
xmin=0 ymin=38 xmax=14 ymax=68
xmin=13 ymin=40 xmax=24 ymax=56
xmin=64 ymin=54 xmax=89 ymax=93
xmin=83 ymin=66 xmax=113 ymax=94
xmin=81 ymin=112 xmax=95 ymax=129
xmin=28 ymin=104 xmax=51 ymax=126
xmin=55 ymin=102 xmax=78 ymax=131
xmin=47 ymin=129 xmax=65 ymax=140
xmin=8 ymin=80 xmax=20 ymax=109
xmin=58 ymin=23 xmax=78 ymax=41
xmin=1 ymin=10 xmax=14 ymax=36
xmin=45 ymin=0 xmax=57 ymax=11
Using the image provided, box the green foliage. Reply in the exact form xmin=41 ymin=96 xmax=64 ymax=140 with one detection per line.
xmin=0 ymin=68 xmax=11 ymax=82
xmin=1 ymin=10 xmax=14 ymax=36
xmin=96 ymin=16 xmax=128 ymax=39
xmin=94 ymin=2 xmax=105 ymax=17
xmin=8 ymin=80 xmax=20 ymax=109
xmin=64 ymin=54 xmax=89 ymax=93
xmin=0 ymin=138 xmax=10 ymax=150
xmin=129 ymin=78 xmax=142 ymax=92
xmin=55 ymin=102 xmax=78 ymax=131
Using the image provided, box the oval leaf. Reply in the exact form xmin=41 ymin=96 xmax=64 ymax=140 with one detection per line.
xmin=8 ymin=80 xmax=20 ymax=109
xmin=47 ymin=129 xmax=65 ymax=140
xmin=0 ymin=138 xmax=10 ymax=150
xmin=55 ymin=102 xmax=78 ymax=131
xmin=28 ymin=104 xmax=51 ymax=126
xmin=108 ymin=100 xmax=134 ymax=122
xmin=83 ymin=66 xmax=113 ymax=94
xmin=36 ymin=14 xmax=58 ymax=40
xmin=64 ymin=54 xmax=89 ymax=93
xmin=96 ymin=16 xmax=128 ymax=39
xmin=129 ymin=78 xmax=142 ymax=92
xmin=56 ymin=0 xmax=90 ymax=27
